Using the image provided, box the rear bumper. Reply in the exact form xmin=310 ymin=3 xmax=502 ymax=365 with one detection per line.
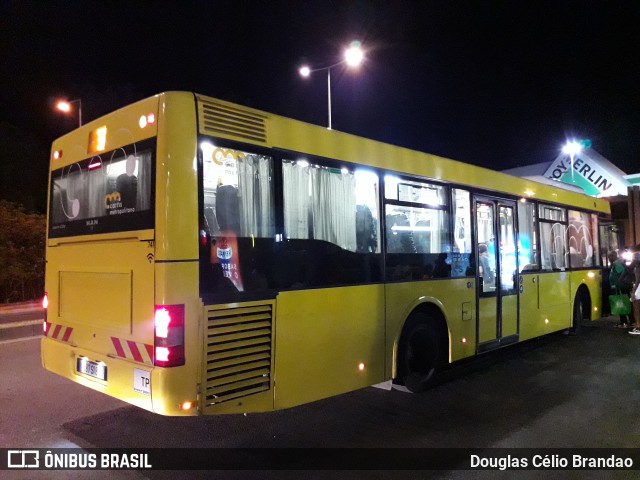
xmin=41 ymin=337 xmax=198 ymax=416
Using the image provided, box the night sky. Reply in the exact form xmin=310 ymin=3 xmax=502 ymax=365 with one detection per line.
xmin=2 ymin=1 xmax=639 ymax=205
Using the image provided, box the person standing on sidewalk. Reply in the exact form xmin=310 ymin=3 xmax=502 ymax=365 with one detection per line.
xmin=609 ymin=251 xmax=631 ymax=327
xmin=628 ymin=245 xmax=640 ymax=335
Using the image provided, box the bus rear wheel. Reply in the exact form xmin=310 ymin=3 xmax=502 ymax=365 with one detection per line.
xmin=398 ymin=313 xmax=443 ymax=393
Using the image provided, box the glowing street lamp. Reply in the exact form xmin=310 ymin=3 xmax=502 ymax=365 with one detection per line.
xmin=562 ymin=140 xmax=583 ymax=157
xmin=299 ymin=41 xmax=364 ymax=130
xmin=562 ymin=140 xmax=584 ymax=183
xmin=344 ymin=42 xmax=365 ymax=67
xmin=55 ymin=98 xmax=82 ymax=127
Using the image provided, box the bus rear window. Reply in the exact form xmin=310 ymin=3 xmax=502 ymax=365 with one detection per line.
xmin=49 ymin=142 xmax=154 ymax=238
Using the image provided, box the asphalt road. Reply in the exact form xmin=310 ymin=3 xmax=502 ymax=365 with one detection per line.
xmin=1 ymin=318 xmax=640 ymax=479
xmin=0 ymin=301 xmax=42 ymax=322
xmin=0 ymin=303 xmax=44 ymax=342
xmin=0 ymin=310 xmax=42 ymax=324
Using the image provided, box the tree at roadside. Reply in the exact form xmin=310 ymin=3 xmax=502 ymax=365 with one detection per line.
xmin=0 ymin=201 xmax=46 ymax=303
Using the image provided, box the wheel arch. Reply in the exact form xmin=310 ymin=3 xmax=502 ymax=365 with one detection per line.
xmin=573 ymin=282 xmax=593 ymax=320
xmin=392 ymin=298 xmax=450 ymax=380
xmin=571 ymin=282 xmax=592 ymax=333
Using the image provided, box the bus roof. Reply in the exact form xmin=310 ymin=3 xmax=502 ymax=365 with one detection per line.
xmin=194 ymin=93 xmax=610 ymax=214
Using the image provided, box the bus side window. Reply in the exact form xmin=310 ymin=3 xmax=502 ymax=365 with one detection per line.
xmin=452 ymin=189 xmax=472 ymax=277
xmin=356 ymin=204 xmax=378 ymax=253
xmin=200 ymin=148 xmax=275 ymax=295
xmin=384 ymin=201 xmax=451 ymax=281
xmin=386 ymin=212 xmax=416 ymax=254
xmin=517 ymin=200 xmax=538 ymax=272
xmin=204 ymin=206 xmax=220 ymax=237
xmin=281 ymin=161 xmax=382 ymax=289
xmin=413 ymin=220 xmax=431 ymax=253
xmin=216 ymin=184 xmax=241 ymax=233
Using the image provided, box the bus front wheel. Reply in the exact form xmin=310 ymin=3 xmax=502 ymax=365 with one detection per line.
xmin=398 ymin=313 xmax=443 ymax=393
xmin=570 ymin=291 xmax=588 ymax=334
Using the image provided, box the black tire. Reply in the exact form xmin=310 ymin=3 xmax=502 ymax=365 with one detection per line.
xmin=398 ymin=313 xmax=443 ymax=392
xmin=571 ymin=293 xmax=585 ymax=334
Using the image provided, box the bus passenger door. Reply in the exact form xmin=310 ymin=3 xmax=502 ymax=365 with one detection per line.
xmin=475 ymin=198 xmax=519 ymax=352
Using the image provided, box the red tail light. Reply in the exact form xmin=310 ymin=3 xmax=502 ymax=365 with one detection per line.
xmin=154 ymin=304 xmax=185 ymax=367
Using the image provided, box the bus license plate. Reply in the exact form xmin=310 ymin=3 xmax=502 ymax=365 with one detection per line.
xmin=76 ymin=357 xmax=107 ymax=381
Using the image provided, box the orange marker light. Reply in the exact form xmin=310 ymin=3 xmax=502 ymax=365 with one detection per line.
xmin=139 ymin=113 xmax=156 ymax=129
xmin=88 ymin=126 xmax=108 ymax=153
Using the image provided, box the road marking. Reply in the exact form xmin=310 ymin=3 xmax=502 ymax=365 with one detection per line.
xmin=0 ymin=307 xmax=42 ymax=315
xmin=0 ymin=319 xmax=43 ymax=329
xmin=0 ymin=336 xmax=41 ymax=345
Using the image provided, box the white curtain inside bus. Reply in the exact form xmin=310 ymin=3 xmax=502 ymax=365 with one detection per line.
xmin=237 ymin=154 xmax=274 ymax=238
xmin=282 ymin=162 xmax=310 ymax=239
xmin=283 ymin=161 xmax=376 ymax=253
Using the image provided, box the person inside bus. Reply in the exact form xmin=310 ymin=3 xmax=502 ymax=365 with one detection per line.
xmin=422 ymin=263 xmax=434 ymax=280
xmin=478 ymin=243 xmax=494 ymax=289
xmin=216 ymin=184 xmax=241 ymax=233
xmin=466 ymin=253 xmax=476 ymax=276
xmin=385 ymin=213 xmax=416 ymax=253
xmin=116 ymin=172 xmax=138 ymax=209
xmin=432 ymin=253 xmax=451 ymax=278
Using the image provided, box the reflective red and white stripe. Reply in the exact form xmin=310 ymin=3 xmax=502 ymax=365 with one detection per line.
xmin=111 ymin=337 xmax=154 ymax=365
xmin=44 ymin=322 xmax=73 ymax=343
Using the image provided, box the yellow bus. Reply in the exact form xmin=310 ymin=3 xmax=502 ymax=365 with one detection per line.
xmin=42 ymin=92 xmax=609 ymax=415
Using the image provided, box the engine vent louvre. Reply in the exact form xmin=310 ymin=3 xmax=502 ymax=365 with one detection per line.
xmin=199 ymin=99 xmax=268 ymax=145
xmin=204 ymin=303 xmax=273 ymax=406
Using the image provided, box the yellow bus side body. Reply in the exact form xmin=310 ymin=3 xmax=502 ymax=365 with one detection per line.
xmin=43 ymin=92 xmax=609 ymax=416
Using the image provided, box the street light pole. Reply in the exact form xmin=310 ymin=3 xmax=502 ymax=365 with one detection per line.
xmin=327 ymin=67 xmax=332 ymax=130
xmin=299 ymin=41 xmax=364 ymax=130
